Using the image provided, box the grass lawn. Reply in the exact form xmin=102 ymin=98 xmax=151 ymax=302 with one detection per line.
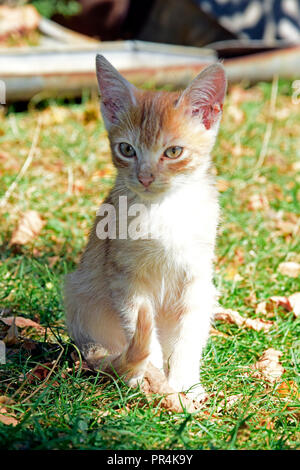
xmin=0 ymin=79 xmax=299 ymax=450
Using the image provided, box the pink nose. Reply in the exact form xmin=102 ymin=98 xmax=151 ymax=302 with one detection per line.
xmin=138 ymin=174 xmax=155 ymax=188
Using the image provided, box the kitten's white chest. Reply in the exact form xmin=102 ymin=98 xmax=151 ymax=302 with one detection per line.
xmin=147 ymin=184 xmax=218 ymax=250
xmin=133 ymin=182 xmax=219 ymax=287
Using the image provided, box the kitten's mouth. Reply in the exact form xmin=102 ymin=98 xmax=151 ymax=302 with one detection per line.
xmin=127 ymin=184 xmax=165 ymax=200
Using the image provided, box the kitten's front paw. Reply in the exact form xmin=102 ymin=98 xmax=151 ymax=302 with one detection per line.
xmin=126 ymin=375 xmax=144 ymax=388
xmin=185 ymin=384 xmax=208 ymax=404
xmin=168 ymin=378 xmax=208 ymax=404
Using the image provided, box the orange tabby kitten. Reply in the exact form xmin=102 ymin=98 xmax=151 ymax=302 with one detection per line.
xmin=65 ymin=55 xmax=227 ymax=399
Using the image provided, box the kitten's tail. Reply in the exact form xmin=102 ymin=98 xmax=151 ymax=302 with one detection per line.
xmin=84 ymin=304 xmax=153 ymax=384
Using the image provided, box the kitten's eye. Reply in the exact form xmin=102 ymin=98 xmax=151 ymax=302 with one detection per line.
xmin=164 ymin=146 xmax=183 ymax=159
xmin=119 ymin=142 xmax=136 ymax=158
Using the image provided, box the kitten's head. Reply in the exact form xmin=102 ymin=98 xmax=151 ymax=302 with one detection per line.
xmin=96 ymin=55 xmax=227 ymax=200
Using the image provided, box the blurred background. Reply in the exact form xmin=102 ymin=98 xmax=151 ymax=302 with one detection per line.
xmin=1 ymin=0 xmax=300 ymax=100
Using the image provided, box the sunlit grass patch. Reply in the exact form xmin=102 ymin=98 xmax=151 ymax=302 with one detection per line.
xmin=0 ymin=80 xmax=299 ymax=450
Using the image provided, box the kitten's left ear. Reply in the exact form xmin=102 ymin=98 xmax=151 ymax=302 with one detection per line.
xmin=178 ymin=63 xmax=227 ymax=130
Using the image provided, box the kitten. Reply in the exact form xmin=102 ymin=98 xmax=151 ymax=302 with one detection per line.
xmin=65 ymin=55 xmax=227 ymax=399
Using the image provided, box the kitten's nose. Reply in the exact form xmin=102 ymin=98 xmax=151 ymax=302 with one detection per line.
xmin=138 ymin=173 xmax=155 ymax=188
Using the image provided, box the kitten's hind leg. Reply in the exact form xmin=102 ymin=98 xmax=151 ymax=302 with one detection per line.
xmin=79 ymin=301 xmax=154 ymax=388
xmin=115 ymin=302 xmax=154 ymax=387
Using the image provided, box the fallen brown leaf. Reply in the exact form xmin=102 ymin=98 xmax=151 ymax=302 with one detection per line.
xmin=1 ymin=316 xmax=45 ymax=333
xmin=252 ymin=348 xmax=285 ymax=384
xmin=26 ymin=362 xmax=53 ymax=384
xmin=276 ymin=380 xmax=299 ymax=400
xmin=278 ymin=261 xmax=300 ymax=278
xmin=0 ymin=396 xmax=14 ymax=405
xmin=256 ymin=293 xmax=300 ymax=318
xmin=210 ymin=327 xmax=229 ymax=338
xmin=269 ymin=296 xmax=293 ymax=311
xmin=216 ymin=179 xmax=230 ymax=192
xmin=255 ymin=301 xmax=269 ymax=316
xmin=255 ymin=296 xmax=290 ymax=317
xmin=0 ymin=406 xmax=18 ymax=426
xmin=10 ymin=210 xmax=45 ymax=246
xmin=214 ymin=307 xmax=273 ymax=332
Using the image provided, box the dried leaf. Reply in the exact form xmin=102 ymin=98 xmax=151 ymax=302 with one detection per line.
xmin=255 ymin=301 xmax=268 ymax=316
xmin=0 ymin=396 xmax=14 ymax=405
xmin=269 ymin=296 xmax=293 ymax=311
xmin=1 ymin=316 xmax=45 ymax=333
xmin=252 ymin=348 xmax=285 ymax=384
xmin=276 ymin=381 xmax=299 ymax=400
xmin=26 ymin=362 xmax=53 ymax=384
xmin=278 ymin=261 xmax=300 ymax=278
xmin=214 ymin=307 xmax=273 ymax=332
xmin=0 ymin=407 xmax=18 ymax=426
xmin=210 ymin=327 xmax=229 ymax=338
xmin=256 ymin=293 xmax=300 ymax=319
xmin=217 ymin=179 xmax=230 ymax=192
xmin=10 ymin=210 xmax=45 ymax=246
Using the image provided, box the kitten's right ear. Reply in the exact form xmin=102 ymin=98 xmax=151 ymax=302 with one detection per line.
xmin=96 ymin=55 xmax=137 ymax=129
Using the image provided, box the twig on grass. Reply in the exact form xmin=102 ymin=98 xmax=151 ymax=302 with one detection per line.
xmin=0 ymin=115 xmax=42 ymax=209
xmin=21 ymin=343 xmax=64 ymax=404
xmin=254 ymin=74 xmax=278 ymax=171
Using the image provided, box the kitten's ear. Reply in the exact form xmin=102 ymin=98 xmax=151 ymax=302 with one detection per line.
xmin=178 ymin=63 xmax=227 ymax=130
xmin=96 ymin=55 xmax=137 ymax=128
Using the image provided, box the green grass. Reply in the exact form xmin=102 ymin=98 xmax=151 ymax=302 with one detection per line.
xmin=0 ymin=80 xmax=299 ymax=450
